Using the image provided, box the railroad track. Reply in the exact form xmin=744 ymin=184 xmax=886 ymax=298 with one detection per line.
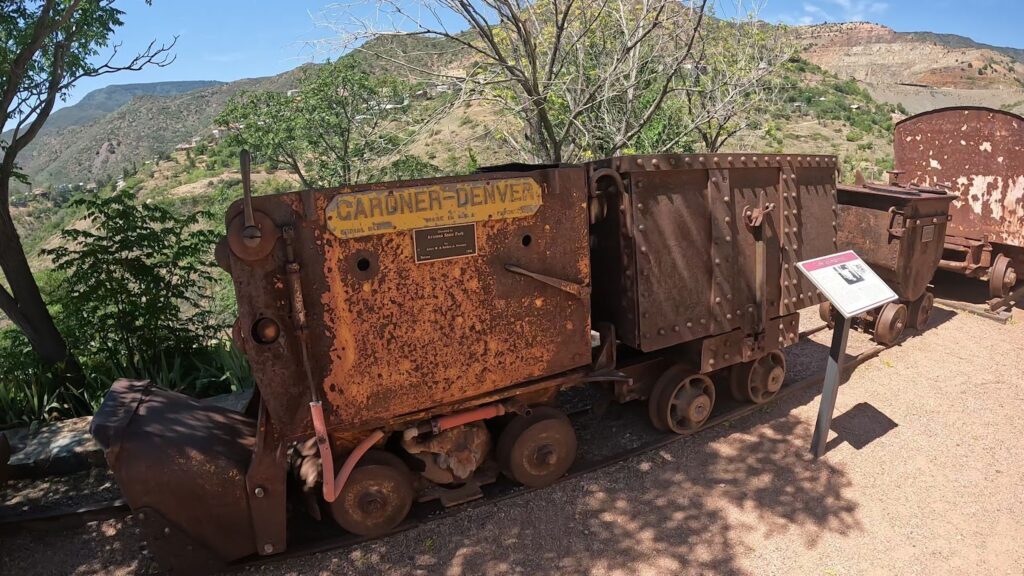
xmin=0 ymin=335 xmax=884 ymax=575
xmin=0 ymin=498 xmax=129 ymax=534
xmin=239 ymin=342 xmax=885 ymax=573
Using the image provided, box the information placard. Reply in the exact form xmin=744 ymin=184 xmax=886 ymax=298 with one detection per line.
xmin=797 ymin=250 xmax=897 ymax=318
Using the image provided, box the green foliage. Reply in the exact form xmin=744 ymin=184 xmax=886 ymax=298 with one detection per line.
xmin=0 ymin=325 xmax=251 ymax=429
xmin=0 ymin=329 xmax=91 ymax=428
xmin=1 ymin=188 xmax=254 ymax=428
xmin=846 ymin=129 xmax=864 ymax=142
xmin=217 ymin=59 xmax=422 ymax=187
xmin=780 ymin=58 xmax=898 ymax=139
xmin=43 ymin=189 xmax=221 ymax=371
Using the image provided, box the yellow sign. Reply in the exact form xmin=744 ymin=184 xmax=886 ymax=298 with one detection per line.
xmin=325 ymin=177 xmax=543 ymax=239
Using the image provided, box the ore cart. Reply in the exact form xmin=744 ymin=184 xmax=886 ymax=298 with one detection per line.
xmin=586 ymin=153 xmax=837 ymax=420
xmin=822 ymin=174 xmax=955 ymax=344
xmin=93 ymin=163 xmax=596 ymax=573
xmin=89 ymin=153 xmax=839 ymax=574
xmin=894 ymin=106 xmax=1023 ymax=303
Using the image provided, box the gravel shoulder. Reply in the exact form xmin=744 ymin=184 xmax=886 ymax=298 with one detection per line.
xmin=2 ymin=303 xmax=1022 ymax=576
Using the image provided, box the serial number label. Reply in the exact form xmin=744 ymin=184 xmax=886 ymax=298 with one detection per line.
xmin=413 ymin=224 xmax=477 ymax=263
xmin=325 ymin=177 xmax=542 ymax=239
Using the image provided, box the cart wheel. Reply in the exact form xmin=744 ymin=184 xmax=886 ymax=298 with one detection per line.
xmin=989 ymin=254 xmax=1017 ymax=299
xmin=496 ymin=407 xmax=577 ymax=488
xmin=330 ymin=450 xmax=414 ymax=537
xmin=873 ymin=302 xmax=908 ymax=346
xmin=648 ymin=365 xmax=715 ymax=434
xmin=818 ymin=301 xmax=835 ymax=329
xmin=908 ymin=292 xmax=934 ymax=330
xmin=729 ymin=351 xmax=786 ymax=404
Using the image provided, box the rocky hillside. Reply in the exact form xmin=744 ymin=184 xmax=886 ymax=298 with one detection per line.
xmin=12 ymin=71 xmax=307 ymax=190
xmin=14 ymin=21 xmax=1024 ymax=192
xmin=795 ymin=23 xmax=1024 ymax=114
xmin=796 ymin=22 xmax=1024 ymax=88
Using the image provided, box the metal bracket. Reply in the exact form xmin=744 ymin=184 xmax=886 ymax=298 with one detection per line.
xmin=743 ymin=190 xmax=777 ymax=335
xmin=505 ymin=264 xmax=591 ymax=299
xmin=589 ymin=167 xmax=633 ymax=237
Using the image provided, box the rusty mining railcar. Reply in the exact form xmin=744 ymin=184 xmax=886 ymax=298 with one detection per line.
xmin=820 ymin=174 xmax=955 ymax=344
xmin=893 ymin=106 xmax=1022 ymax=301
xmin=90 ymin=153 xmax=838 ymax=574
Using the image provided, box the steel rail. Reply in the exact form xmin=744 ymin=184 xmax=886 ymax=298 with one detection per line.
xmin=0 ymin=498 xmax=129 ymax=534
xmin=234 ymin=344 xmax=884 ymax=573
xmin=0 ymin=330 xmax=886 ymax=576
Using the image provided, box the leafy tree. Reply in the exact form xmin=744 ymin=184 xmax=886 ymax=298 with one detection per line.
xmin=217 ymin=59 xmax=417 ymax=187
xmin=680 ymin=12 xmax=794 ymax=152
xmin=0 ymin=0 xmax=174 ymax=370
xmin=331 ymin=0 xmax=713 ymax=163
xmin=43 ymin=189 xmax=220 ymax=371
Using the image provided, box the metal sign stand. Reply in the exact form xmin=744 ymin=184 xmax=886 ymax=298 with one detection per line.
xmin=810 ymin=310 xmax=852 ymax=459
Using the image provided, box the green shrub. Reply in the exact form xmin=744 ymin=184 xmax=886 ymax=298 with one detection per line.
xmin=44 ymin=188 xmax=221 ymax=369
xmin=846 ymin=130 xmax=864 ymax=142
xmin=1 ymin=189 xmax=254 ymax=428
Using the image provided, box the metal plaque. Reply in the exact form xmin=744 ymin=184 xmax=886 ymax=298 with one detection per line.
xmin=413 ymin=224 xmax=478 ymax=263
xmin=325 ymin=177 xmax=543 ymax=239
xmin=797 ymin=251 xmax=898 ymax=318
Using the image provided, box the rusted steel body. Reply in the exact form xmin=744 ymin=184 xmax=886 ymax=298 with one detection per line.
xmin=90 ymin=153 xmax=839 ymax=572
xmin=227 ymin=166 xmax=592 ymax=450
xmin=89 ymin=379 xmax=259 ymax=571
xmin=893 ymin=107 xmax=1023 ymax=297
xmin=836 ymin=180 xmax=954 ymax=303
xmin=588 ymin=153 xmax=837 ymax=373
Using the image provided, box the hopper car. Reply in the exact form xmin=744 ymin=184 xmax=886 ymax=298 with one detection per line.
xmin=893 ymin=106 xmax=1023 ymax=305
xmin=90 ymin=152 xmax=840 ymax=574
xmin=820 ymin=172 xmax=955 ymax=344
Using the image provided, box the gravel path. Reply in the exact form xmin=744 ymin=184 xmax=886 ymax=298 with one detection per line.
xmin=2 ymin=303 xmax=1021 ymax=576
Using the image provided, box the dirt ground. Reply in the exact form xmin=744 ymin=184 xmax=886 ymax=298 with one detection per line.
xmin=1 ymin=299 xmax=1022 ymax=576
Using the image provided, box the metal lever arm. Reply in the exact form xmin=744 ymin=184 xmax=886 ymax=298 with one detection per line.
xmin=505 ymin=264 xmax=591 ymax=299
xmin=240 ymin=149 xmax=262 ymax=247
xmin=743 ymin=191 xmax=777 ymax=334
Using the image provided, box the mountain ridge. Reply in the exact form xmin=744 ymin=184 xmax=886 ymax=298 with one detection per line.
xmin=14 ymin=20 xmax=1024 ymax=190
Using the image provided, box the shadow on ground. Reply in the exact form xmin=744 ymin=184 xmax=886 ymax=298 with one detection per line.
xmin=932 ymin=270 xmax=1023 ymax=311
xmin=318 ymin=364 xmax=873 ymax=576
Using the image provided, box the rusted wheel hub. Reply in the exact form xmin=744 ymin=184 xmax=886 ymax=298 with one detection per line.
xmin=330 ymin=450 xmax=414 ymax=537
xmin=908 ymin=292 xmax=934 ymax=330
xmin=648 ymin=366 xmax=715 ymax=434
xmin=729 ymin=351 xmax=787 ymax=404
xmin=496 ymin=406 xmax=577 ymax=488
xmin=873 ymin=301 xmax=908 ymax=346
xmin=989 ymin=254 xmax=1017 ymax=299
xmin=818 ymin=301 xmax=835 ymax=328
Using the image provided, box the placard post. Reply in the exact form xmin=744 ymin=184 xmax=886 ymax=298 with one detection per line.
xmin=797 ymin=250 xmax=898 ymax=459
xmin=810 ymin=309 xmax=852 ymax=459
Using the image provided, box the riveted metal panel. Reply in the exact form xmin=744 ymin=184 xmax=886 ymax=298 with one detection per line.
xmin=784 ymin=161 xmax=840 ymax=312
xmin=632 ymin=166 xmax=714 ymax=350
xmin=587 ymin=153 xmax=837 ymax=355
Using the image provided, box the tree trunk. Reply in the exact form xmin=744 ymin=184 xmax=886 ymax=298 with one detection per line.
xmin=0 ymin=189 xmax=73 ymax=367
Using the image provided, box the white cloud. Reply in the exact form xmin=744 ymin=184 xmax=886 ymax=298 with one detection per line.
xmin=778 ymin=0 xmax=889 ymax=25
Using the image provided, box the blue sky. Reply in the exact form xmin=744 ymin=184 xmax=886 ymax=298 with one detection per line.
xmin=60 ymin=0 xmax=1024 ymax=109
